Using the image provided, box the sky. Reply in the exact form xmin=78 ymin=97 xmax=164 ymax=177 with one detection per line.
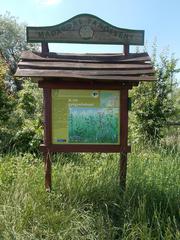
xmin=1 ymin=0 xmax=180 ymax=81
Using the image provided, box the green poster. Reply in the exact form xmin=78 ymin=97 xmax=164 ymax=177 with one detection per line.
xmin=52 ymin=89 xmax=120 ymax=144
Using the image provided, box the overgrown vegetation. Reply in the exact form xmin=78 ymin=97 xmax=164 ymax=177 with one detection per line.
xmin=0 ymin=79 xmax=43 ymax=153
xmin=131 ymin=45 xmax=179 ymax=143
xmin=0 ymin=146 xmax=179 ymax=239
xmin=0 ymin=12 xmax=41 ymax=153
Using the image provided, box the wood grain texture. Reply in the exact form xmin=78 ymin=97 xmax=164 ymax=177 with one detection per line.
xmin=15 ymin=51 xmax=156 ymax=82
xmin=38 ymin=79 xmax=138 ymax=89
xmin=18 ymin=61 xmax=153 ymax=70
xmin=15 ymin=69 xmax=155 ymax=81
xmin=43 ymin=89 xmax=52 ymax=191
xmin=120 ymin=88 xmax=129 ymax=190
xmin=20 ymin=51 xmax=151 ymax=63
xmin=43 ymin=89 xmax=52 ymax=145
xmin=44 ymin=151 xmax=52 ymax=191
xmin=27 ymin=14 xmax=144 ymax=45
xmin=40 ymin=144 xmax=131 ymax=153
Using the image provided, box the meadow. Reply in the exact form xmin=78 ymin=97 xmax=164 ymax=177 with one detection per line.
xmin=0 ymin=145 xmax=179 ymax=239
xmin=68 ymin=108 xmax=119 ymax=144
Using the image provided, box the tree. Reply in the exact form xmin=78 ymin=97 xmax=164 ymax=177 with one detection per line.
xmin=0 ymin=13 xmax=42 ymax=153
xmin=8 ymin=79 xmax=43 ymax=153
xmin=130 ymin=45 xmax=179 ymax=143
xmin=0 ymin=78 xmax=43 ymax=153
xmin=0 ymin=57 xmax=15 ymax=123
xmin=0 ymin=12 xmax=38 ymax=91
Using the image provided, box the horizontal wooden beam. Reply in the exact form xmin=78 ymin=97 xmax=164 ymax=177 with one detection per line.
xmin=18 ymin=68 xmax=154 ymax=76
xmin=21 ymin=51 xmax=151 ymax=63
xmin=38 ymin=79 xmax=138 ymax=89
xmin=15 ymin=69 xmax=155 ymax=81
xmin=40 ymin=144 xmax=131 ymax=153
xmin=18 ymin=61 xmax=153 ymax=70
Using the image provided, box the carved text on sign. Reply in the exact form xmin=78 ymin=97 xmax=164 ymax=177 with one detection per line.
xmin=27 ymin=14 xmax=144 ymax=45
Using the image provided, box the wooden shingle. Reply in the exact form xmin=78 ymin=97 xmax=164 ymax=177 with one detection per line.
xmin=15 ymin=51 xmax=156 ymax=82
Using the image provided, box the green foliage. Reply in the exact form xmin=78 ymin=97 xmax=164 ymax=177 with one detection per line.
xmin=0 ymin=146 xmax=179 ymax=239
xmin=131 ymin=46 xmax=179 ymax=142
xmin=172 ymin=87 xmax=180 ymax=121
xmin=0 ymin=79 xmax=43 ymax=153
xmin=0 ymin=12 xmax=26 ymax=63
xmin=0 ymin=12 xmax=38 ymax=91
xmin=0 ymin=13 xmax=42 ymax=153
xmin=0 ymin=58 xmax=15 ymax=123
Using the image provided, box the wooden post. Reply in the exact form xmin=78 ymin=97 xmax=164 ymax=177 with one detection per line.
xmin=44 ymin=151 xmax=52 ymax=192
xmin=123 ymin=44 xmax=129 ymax=56
xmin=41 ymin=42 xmax=49 ymax=54
xmin=119 ymin=44 xmax=130 ymax=191
xmin=120 ymin=152 xmax=128 ymax=191
xmin=120 ymin=87 xmax=129 ymax=191
xmin=43 ymin=88 xmax=52 ymax=191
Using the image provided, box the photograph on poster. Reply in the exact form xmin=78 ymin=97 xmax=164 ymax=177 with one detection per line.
xmin=52 ymin=89 xmax=120 ymax=144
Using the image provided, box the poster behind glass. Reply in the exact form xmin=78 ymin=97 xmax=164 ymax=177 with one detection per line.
xmin=52 ymin=89 xmax=120 ymax=144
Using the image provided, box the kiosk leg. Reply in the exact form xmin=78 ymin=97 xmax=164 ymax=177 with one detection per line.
xmin=44 ymin=151 xmax=52 ymax=192
xmin=120 ymin=152 xmax=128 ymax=191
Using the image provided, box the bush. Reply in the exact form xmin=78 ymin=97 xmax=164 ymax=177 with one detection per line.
xmin=0 ymin=79 xmax=43 ymax=153
xmin=130 ymin=46 xmax=179 ymax=143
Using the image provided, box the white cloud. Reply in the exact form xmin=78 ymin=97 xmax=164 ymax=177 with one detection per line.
xmin=36 ymin=0 xmax=63 ymax=6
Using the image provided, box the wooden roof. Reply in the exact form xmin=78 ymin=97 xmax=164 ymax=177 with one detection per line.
xmin=15 ymin=51 xmax=156 ymax=82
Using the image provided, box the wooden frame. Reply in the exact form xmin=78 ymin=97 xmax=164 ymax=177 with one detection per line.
xmin=39 ymin=79 xmax=131 ymax=191
xmin=39 ymin=80 xmax=131 ymax=153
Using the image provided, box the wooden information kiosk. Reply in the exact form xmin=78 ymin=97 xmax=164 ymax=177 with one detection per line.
xmin=15 ymin=14 xmax=156 ymax=191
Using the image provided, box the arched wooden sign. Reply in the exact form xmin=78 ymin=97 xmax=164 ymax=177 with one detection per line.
xmin=27 ymin=14 xmax=144 ymax=45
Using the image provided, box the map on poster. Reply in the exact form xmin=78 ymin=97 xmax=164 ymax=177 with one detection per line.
xmin=52 ymin=89 xmax=120 ymax=144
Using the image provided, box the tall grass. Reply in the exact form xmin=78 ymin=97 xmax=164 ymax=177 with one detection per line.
xmin=0 ymin=145 xmax=179 ymax=239
xmin=68 ymin=108 xmax=119 ymax=143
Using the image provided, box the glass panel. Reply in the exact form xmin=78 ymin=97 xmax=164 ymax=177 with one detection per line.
xmin=52 ymin=89 xmax=120 ymax=144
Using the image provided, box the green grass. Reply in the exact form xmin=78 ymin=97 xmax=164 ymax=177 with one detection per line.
xmin=68 ymin=108 xmax=119 ymax=143
xmin=0 ymin=145 xmax=179 ymax=239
